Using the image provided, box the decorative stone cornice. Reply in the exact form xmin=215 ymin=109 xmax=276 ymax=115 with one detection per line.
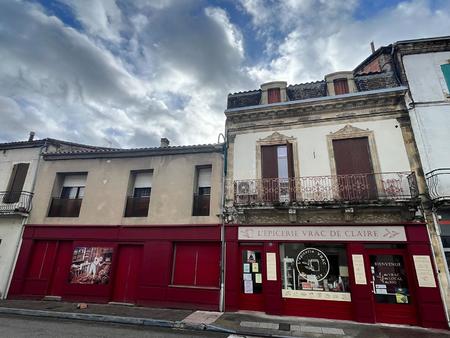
xmin=225 ymin=87 xmax=407 ymax=127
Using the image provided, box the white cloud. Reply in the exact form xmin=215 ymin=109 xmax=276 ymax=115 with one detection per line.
xmin=0 ymin=0 xmax=449 ymax=149
xmin=242 ymin=0 xmax=450 ymax=84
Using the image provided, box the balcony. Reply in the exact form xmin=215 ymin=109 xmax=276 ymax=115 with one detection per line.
xmin=426 ymin=168 xmax=450 ymax=203
xmin=124 ymin=196 xmax=150 ymax=217
xmin=48 ymin=198 xmax=82 ymax=217
xmin=234 ymin=172 xmax=418 ymax=206
xmin=193 ymin=194 xmax=210 ymax=216
xmin=0 ymin=191 xmax=33 ymax=215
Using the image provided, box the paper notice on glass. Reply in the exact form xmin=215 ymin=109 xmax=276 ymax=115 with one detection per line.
xmin=244 ymin=280 xmax=253 ymax=294
xmin=266 ymin=252 xmax=277 ymax=281
xmin=352 ymin=254 xmax=367 ymax=285
xmin=396 ymin=293 xmax=408 ymax=304
xmin=252 ymin=263 xmax=259 ymax=273
xmin=247 ymin=251 xmax=256 ymax=263
xmin=375 ymin=285 xmax=387 ymax=294
xmin=413 ymin=255 xmax=436 ymax=288
xmin=243 ymin=273 xmax=252 ymax=281
xmin=243 ymin=263 xmax=250 ymax=273
xmin=255 ymin=273 xmax=262 ymax=284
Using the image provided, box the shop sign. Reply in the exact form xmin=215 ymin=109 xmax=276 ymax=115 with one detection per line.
xmin=352 ymin=254 xmax=367 ymax=285
xmin=296 ymin=248 xmax=330 ymax=281
xmin=238 ymin=226 xmax=406 ymax=242
xmin=282 ymin=289 xmax=351 ymax=302
xmin=266 ymin=252 xmax=277 ymax=281
xmin=413 ymin=255 xmax=436 ymax=288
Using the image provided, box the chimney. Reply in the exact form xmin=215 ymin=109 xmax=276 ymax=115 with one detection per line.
xmin=160 ymin=137 xmax=170 ymax=148
xmin=28 ymin=131 xmax=35 ymax=142
xmin=370 ymin=41 xmax=375 ymax=54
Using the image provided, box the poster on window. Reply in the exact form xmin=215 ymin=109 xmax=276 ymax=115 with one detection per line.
xmin=69 ymin=247 xmax=113 ymax=285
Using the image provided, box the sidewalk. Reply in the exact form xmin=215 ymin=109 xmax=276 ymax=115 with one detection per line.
xmin=0 ymin=299 xmax=449 ymax=338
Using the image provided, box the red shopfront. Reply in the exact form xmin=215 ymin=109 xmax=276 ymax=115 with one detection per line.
xmin=225 ymin=223 xmax=448 ymax=329
xmin=9 ymin=224 xmax=221 ymax=310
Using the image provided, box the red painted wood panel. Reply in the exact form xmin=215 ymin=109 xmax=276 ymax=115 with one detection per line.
xmin=112 ymin=245 xmax=143 ymax=303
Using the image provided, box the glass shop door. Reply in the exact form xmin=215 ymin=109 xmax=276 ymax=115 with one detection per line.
xmin=367 ymin=249 xmax=418 ymax=325
xmin=239 ymin=245 xmax=264 ymax=311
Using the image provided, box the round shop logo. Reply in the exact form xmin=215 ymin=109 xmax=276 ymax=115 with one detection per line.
xmin=296 ymin=248 xmax=330 ymax=281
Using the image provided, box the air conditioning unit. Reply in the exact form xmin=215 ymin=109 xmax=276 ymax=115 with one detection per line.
xmin=236 ymin=181 xmax=256 ymax=195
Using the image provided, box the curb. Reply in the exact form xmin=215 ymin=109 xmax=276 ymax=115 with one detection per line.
xmin=0 ymin=307 xmax=242 ymax=335
xmin=0 ymin=307 xmax=174 ymax=328
xmin=0 ymin=307 xmax=300 ymax=337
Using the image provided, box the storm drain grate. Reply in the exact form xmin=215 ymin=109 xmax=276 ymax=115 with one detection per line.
xmin=278 ymin=323 xmax=290 ymax=331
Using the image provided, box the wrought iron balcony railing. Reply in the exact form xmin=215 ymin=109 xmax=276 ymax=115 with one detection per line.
xmin=234 ymin=172 xmax=418 ymax=206
xmin=124 ymin=196 xmax=150 ymax=217
xmin=193 ymin=194 xmax=210 ymax=216
xmin=0 ymin=191 xmax=33 ymax=214
xmin=48 ymin=197 xmax=82 ymax=217
xmin=426 ymin=168 xmax=450 ymax=202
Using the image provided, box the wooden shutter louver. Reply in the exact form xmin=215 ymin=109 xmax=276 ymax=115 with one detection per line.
xmin=333 ymin=78 xmax=349 ymax=95
xmin=4 ymin=163 xmax=29 ymax=203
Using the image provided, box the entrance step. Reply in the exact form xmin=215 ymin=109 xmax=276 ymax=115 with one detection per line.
xmin=42 ymin=296 xmax=61 ymax=302
xmin=108 ymin=302 xmax=134 ymax=306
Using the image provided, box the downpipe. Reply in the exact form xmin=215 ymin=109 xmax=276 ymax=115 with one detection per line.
xmin=218 ymin=133 xmax=227 ymax=313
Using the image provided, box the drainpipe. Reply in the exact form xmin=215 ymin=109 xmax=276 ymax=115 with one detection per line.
xmin=4 ymin=139 xmax=48 ymax=298
xmin=430 ymin=209 xmax=450 ymax=325
xmin=218 ymin=133 xmax=227 ymax=312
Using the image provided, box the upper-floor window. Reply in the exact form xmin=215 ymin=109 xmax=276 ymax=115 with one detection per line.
xmin=268 ymin=88 xmax=281 ymax=104
xmin=193 ymin=166 xmax=211 ymax=216
xmin=125 ymin=171 xmax=152 ymax=217
xmin=441 ymin=63 xmax=450 ymax=93
xmin=48 ymin=173 xmax=87 ymax=217
xmin=261 ymin=144 xmax=294 ymax=202
xmin=333 ymin=78 xmax=349 ymax=95
xmin=3 ymin=163 xmax=29 ymax=203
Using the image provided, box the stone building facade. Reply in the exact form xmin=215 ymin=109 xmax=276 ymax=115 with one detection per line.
xmin=223 ymin=65 xmax=447 ymax=328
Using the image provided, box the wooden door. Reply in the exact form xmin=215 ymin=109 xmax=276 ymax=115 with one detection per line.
xmin=261 ymin=144 xmax=294 ymax=203
xmin=366 ymin=249 xmax=417 ymax=325
xmin=239 ymin=245 xmax=264 ymax=311
xmin=332 ymin=137 xmax=377 ymax=200
xmin=112 ymin=245 xmax=142 ymax=303
xmin=48 ymin=241 xmax=73 ymax=296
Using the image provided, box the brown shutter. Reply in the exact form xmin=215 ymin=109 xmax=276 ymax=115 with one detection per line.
xmin=4 ymin=163 xmax=29 ymax=203
xmin=333 ymin=79 xmax=349 ymax=95
xmin=261 ymin=145 xmax=278 ymax=178
xmin=268 ymin=88 xmax=281 ymax=103
xmin=332 ymin=138 xmax=376 ymax=200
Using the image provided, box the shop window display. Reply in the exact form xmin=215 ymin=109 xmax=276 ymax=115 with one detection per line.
xmin=280 ymin=243 xmax=350 ymax=301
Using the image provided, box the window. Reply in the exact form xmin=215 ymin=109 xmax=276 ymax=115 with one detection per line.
xmin=280 ymin=243 xmax=350 ymax=301
xmin=48 ymin=173 xmax=87 ymax=217
xmin=333 ymin=78 xmax=349 ymax=95
xmin=125 ymin=171 xmax=152 ymax=217
xmin=192 ymin=166 xmax=211 ymax=216
xmin=268 ymin=88 xmax=281 ymax=103
xmin=171 ymin=243 xmax=220 ymax=288
xmin=261 ymin=144 xmax=294 ymax=202
xmin=3 ymin=163 xmax=29 ymax=203
xmin=441 ymin=64 xmax=450 ymax=92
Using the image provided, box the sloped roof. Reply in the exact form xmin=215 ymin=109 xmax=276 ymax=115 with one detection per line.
xmin=43 ymin=143 xmax=224 ymax=160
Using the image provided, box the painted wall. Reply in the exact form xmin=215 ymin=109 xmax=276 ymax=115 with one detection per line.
xmin=0 ymin=146 xmax=42 ymax=299
xmin=29 ymin=152 xmax=223 ymax=225
xmin=403 ymin=52 xmax=450 ymax=102
xmin=403 ymin=52 xmax=450 ymax=197
xmin=233 ymin=119 xmax=410 ymax=180
xmin=0 ymin=218 xmax=23 ymax=298
xmin=0 ymin=147 xmax=41 ymax=192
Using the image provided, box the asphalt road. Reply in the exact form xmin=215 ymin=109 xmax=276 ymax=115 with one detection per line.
xmin=0 ymin=314 xmax=232 ymax=338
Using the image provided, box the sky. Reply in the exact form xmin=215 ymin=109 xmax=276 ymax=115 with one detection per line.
xmin=0 ymin=0 xmax=449 ymax=148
